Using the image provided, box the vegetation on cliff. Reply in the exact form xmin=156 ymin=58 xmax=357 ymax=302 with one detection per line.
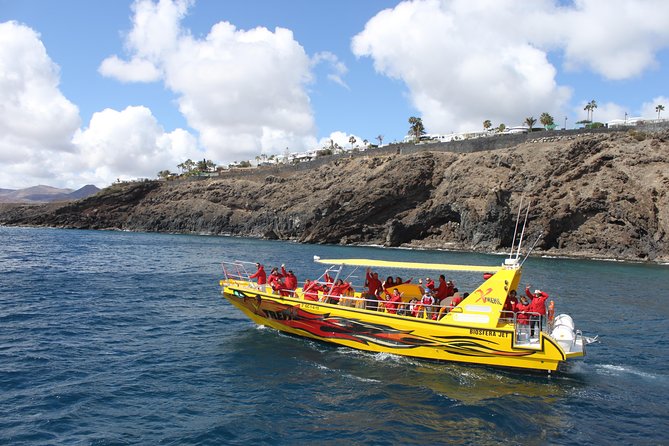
xmin=1 ymin=131 xmax=667 ymax=263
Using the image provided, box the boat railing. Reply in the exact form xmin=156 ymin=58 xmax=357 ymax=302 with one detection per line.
xmin=512 ymin=311 xmax=545 ymax=344
xmin=221 ymin=260 xmax=255 ymax=283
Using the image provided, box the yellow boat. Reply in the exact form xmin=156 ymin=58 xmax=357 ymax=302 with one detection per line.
xmin=219 ymin=256 xmax=589 ymax=372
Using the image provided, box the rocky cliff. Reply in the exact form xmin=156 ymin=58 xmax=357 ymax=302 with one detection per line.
xmin=1 ymin=130 xmax=668 ymax=262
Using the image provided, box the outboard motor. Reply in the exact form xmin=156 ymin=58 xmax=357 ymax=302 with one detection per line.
xmin=551 ymin=314 xmax=576 ymax=352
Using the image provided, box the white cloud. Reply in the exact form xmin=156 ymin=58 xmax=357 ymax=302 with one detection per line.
xmin=0 ymin=21 xmax=80 ymax=165
xmin=352 ymin=0 xmax=572 ymax=133
xmin=71 ymin=106 xmax=197 ymax=183
xmin=640 ymin=96 xmax=669 ymax=120
xmin=100 ymin=0 xmax=317 ymax=163
xmin=541 ymin=0 xmax=669 ymax=80
xmin=313 ymin=51 xmax=349 ymax=89
xmin=98 ymin=56 xmax=162 ymax=82
xmin=352 ymin=0 xmax=669 ymax=133
xmin=317 ymin=131 xmax=364 ymax=149
xmin=0 ymin=20 xmax=198 ymax=189
xmin=573 ymin=100 xmax=626 ymax=124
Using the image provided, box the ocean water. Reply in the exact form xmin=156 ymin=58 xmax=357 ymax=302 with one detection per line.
xmin=1 ymin=226 xmax=668 ymax=445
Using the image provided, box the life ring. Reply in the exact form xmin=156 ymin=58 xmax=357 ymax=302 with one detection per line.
xmin=483 ymin=272 xmax=493 ymax=280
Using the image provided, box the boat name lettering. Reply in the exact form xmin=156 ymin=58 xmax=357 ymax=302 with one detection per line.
xmin=470 ymin=329 xmax=509 ymax=338
xmin=302 ymin=304 xmax=319 ymax=311
xmin=474 ymin=288 xmax=502 ymax=305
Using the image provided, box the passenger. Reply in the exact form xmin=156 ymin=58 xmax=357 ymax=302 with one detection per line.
xmin=268 ymin=267 xmax=284 ymax=294
xmin=503 ymin=290 xmax=519 ymax=321
xmin=383 ymin=288 xmax=403 ymax=314
xmin=302 ymin=279 xmax=322 ymax=301
xmin=408 ymin=298 xmax=420 ymax=317
xmin=420 ymin=289 xmax=435 ymax=319
xmin=526 ymin=287 xmax=549 ymax=337
xmin=365 ymin=268 xmax=383 ymax=311
xmin=451 ymin=291 xmax=463 ymax=307
xmin=445 ymin=280 xmax=455 ymax=298
xmin=337 ymin=281 xmax=356 ymax=307
xmin=515 ymin=294 xmax=531 ymax=341
xmin=395 ymin=277 xmax=403 ymax=285
xmin=280 ymin=265 xmax=298 ymax=297
xmin=422 ymin=277 xmax=435 ymax=291
xmin=249 ymin=263 xmax=267 ymax=291
xmin=435 ymin=275 xmax=455 ymax=303
xmin=328 ymin=279 xmax=348 ymax=304
xmin=383 ymin=276 xmax=395 ymax=289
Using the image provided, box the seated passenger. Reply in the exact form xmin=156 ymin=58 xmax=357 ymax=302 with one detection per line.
xmin=383 ymin=288 xmax=403 ymax=314
xmin=302 ymin=279 xmax=322 ymax=301
xmin=383 ymin=276 xmax=395 ymax=289
xmin=268 ymin=267 xmax=284 ymax=294
xmin=419 ymin=290 xmax=435 ymax=319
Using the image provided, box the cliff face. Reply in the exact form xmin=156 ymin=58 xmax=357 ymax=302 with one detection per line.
xmin=1 ymin=131 xmax=668 ymax=262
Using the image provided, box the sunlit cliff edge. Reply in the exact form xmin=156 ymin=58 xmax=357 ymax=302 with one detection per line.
xmin=1 ymin=130 xmax=667 ymax=263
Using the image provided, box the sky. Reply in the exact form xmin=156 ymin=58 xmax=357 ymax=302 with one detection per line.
xmin=1 ymin=0 xmax=668 ymax=190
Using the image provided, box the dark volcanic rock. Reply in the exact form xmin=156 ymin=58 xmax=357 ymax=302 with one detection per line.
xmin=1 ymin=131 xmax=668 ymax=263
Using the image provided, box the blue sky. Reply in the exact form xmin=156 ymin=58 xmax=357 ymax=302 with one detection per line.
xmin=1 ymin=0 xmax=668 ymax=189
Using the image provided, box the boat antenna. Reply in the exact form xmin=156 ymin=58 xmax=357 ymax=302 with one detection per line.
xmin=509 ymin=195 xmax=524 ymax=259
xmin=521 ymin=231 xmax=543 ymax=266
xmin=515 ymin=201 xmax=531 ymax=259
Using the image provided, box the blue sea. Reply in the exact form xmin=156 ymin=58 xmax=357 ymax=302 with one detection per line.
xmin=1 ymin=226 xmax=668 ymax=445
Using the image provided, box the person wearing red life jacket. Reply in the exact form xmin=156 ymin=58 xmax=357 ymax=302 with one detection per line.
xmin=278 ymin=266 xmax=297 ymax=297
xmin=383 ymin=288 xmax=403 ymax=314
xmin=268 ymin=267 xmax=284 ymax=294
xmin=434 ymin=275 xmax=448 ymax=303
xmin=503 ymin=289 xmax=519 ymax=321
xmin=302 ymin=279 xmax=322 ymax=301
xmin=365 ymin=268 xmax=383 ymax=310
xmin=515 ymin=295 xmax=531 ymax=341
xmin=422 ymin=277 xmax=435 ymax=291
xmin=526 ymin=287 xmax=549 ymax=337
xmin=327 ymin=279 xmax=350 ymax=304
xmin=419 ymin=290 xmax=435 ymax=319
xmin=249 ymin=263 xmax=267 ymax=290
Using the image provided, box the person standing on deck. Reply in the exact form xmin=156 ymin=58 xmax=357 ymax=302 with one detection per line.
xmin=280 ymin=265 xmax=298 ymax=297
xmin=526 ymin=287 xmax=549 ymax=337
xmin=435 ymin=275 xmax=448 ymax=303
xmin=365 ymin=268 xmax=383 ymax=311
xmin=250 ymin=263 xmax=267 ymax=291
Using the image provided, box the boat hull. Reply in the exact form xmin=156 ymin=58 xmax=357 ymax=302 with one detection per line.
xmin=221 ymin=283 xmax=576 ymax=372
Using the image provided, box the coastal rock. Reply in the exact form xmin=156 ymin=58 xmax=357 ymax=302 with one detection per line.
xmin=1 ymin=131 xmax=668 ymax=263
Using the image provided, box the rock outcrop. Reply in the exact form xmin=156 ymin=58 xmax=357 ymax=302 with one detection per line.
xmin=1 ymin=131 xmax=668 ymax=262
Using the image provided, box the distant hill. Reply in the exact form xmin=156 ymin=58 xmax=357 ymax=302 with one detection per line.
xmin=0 ymin=185 xmax=100 ymax=203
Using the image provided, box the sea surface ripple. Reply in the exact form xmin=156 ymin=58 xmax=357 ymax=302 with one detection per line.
xmin=1 ymin=226 xmax=668 ymax=445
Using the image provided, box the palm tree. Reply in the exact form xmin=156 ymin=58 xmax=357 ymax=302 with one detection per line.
xmin=589 ymin=100 xmax=598 ymax=122
xmin=376 ymin=135 xmax=384 ymax=146
xmin=584 ymin=99 xmax=597 ymax=122
xmin=408 ymin=116 xmax=425 ymax=142
xmin=349 ymin=135 xmax=356 ymax=150
xmin=583 ymin=103 xmax=592 ymax=122
xmin=483 ymin=119 xmax=492 ymax=131
xmin=540 ymin=112 xmax=554 ymax=129
xmin=497 ymin=123 xmax=506 ymax=133
xmin=656 ymin=104 xmax=665 ymax=119
xmin=157 ymin=170 xmax=172 ymax=180
xmin=525 ymin=116 xmax=537 ymax=131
